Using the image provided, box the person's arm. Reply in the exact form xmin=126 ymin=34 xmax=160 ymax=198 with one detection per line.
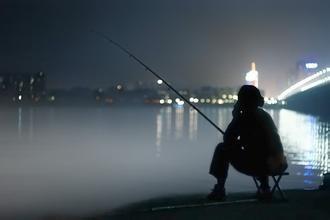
xmin=223 ymin=116 xmax=240 ymax=146
xmin=262 ymin=111 xmax=284 ymax=155
xmin=261 ymin=110 xmax=288 ymax=173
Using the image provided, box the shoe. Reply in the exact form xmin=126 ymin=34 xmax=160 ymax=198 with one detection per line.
xmin=256 ymin=187 xmax=272 ymax=200
xmin=207 ymin=184 xmax=226 ymax=201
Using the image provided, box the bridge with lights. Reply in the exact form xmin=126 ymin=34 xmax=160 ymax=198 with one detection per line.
xmin=277 ymin=67 xmax=330 ymax=116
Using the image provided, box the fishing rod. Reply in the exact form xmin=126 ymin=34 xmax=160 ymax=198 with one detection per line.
xmin=92 ymin=30 xmax=225 ymax=135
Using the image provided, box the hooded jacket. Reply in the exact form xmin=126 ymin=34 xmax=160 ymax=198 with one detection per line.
xmin=224 ymin=103 xmax=287 ymax=174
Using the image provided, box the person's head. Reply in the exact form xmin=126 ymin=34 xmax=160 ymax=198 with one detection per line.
xmin=237 ymin=85 xmax=264 ymax=109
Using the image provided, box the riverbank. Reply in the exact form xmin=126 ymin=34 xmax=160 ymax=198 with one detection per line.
xmin=88 ymin=189 xmax=330 ymax=220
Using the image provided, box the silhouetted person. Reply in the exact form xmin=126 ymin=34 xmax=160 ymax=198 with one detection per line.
xmin=208 ymin=85 xmax=287 ymax=200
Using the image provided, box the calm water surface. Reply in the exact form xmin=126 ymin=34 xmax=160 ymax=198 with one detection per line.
xmin=0 ymin=106 xmax=328 ymax=218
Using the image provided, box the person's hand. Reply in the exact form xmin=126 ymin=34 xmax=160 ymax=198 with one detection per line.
xmin=267 ymin=153 xmax=288 ymax=175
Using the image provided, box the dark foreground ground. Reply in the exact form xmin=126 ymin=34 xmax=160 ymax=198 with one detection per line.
xmin=53 ymin=189 xmax=330 ymax=220
xmin=95 ymin=189 xmax=330 ymax=220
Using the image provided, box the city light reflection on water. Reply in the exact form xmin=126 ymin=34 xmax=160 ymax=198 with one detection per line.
xmin=0 ymin=106 xmax=328 ymax=218
xmin=278 ymin=110 xmax=329 ymax=184
xmin=155 ymin=107 xmax=329 ymax=188
xmin=188 ymin=108 xmax=198 ymax=141
xmin=174 ymin=107 xmax=184 ymax=139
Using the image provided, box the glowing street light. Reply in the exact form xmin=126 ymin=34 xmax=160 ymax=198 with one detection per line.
xmin=157 ymin=79 xmax=163 ymax=85
xmin=116 ymin=84 xmax=123 ymax=91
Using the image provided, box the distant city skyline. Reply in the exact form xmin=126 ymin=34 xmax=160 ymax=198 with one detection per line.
xmin=1 ymin=0 xmax=330 ymax=96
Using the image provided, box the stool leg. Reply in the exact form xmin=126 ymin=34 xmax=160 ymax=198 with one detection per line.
xmin=253 ymin=177 xmax=260 ymax=190
xmin=271 ymin=175 xmax=287 ymax=201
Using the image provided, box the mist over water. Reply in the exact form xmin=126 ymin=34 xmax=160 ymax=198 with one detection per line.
xmin=0 ymin=106 xmax=328 ymax=218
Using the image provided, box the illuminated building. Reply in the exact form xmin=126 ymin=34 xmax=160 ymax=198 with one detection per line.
xmin=245 ymin=62 xmax=258 ymax=88
xmin=291 ymin=59 xmax=319 ymax=85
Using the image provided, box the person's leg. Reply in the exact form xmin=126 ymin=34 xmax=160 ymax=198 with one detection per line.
xmin=208 ymin=143 xmax=230 ymax=200
xmin=258 ymin=176 xmax=270 ymax=190
xmin=256 ymin=176 xmax=271 ymax=200
xmin=209 ymin=143 xmax=230 ymax=187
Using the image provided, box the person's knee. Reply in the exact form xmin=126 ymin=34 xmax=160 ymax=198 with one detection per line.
xmin=214 ymin=142 xmax=229 ymax=157
xmin=215 ymin=142 xmax=225 ymax=151
xmin=217 ymin=142 xmax=231 ymax=152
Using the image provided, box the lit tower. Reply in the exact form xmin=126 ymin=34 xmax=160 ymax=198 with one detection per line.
xmin=245 ymin=62 xmax=259 ymax=88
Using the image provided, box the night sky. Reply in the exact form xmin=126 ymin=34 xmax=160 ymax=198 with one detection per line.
xmin=1 ymin=0 xmax=330 ymax=96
